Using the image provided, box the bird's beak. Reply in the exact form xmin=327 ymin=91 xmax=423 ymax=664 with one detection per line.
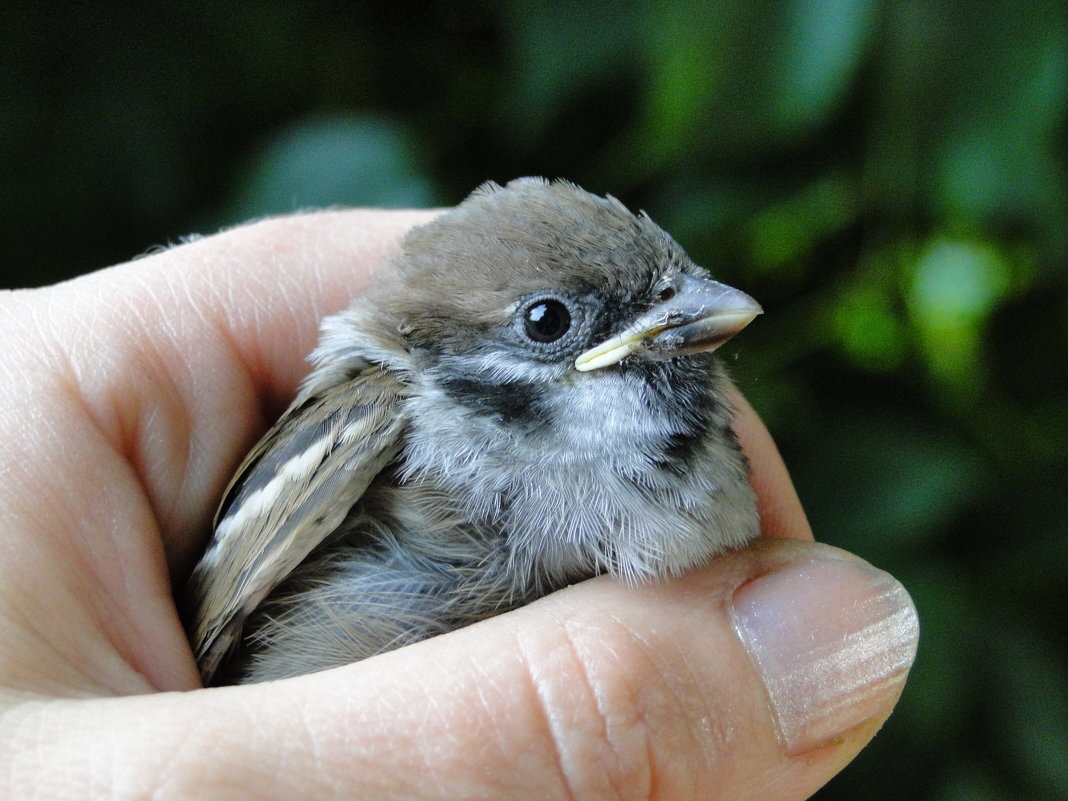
xmin=575 ymin=273 xmax=762 ymax=372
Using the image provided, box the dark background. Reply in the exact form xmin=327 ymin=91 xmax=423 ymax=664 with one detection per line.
xmin=3 ymin=2 xmax=1066 ymax=798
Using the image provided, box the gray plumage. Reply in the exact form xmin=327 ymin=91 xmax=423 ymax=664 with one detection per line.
xmin=184 ymin=178 xmax=762 ymax=685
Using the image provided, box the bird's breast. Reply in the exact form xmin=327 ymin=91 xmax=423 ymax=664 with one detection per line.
xmin=395 ymin=364 xmax=757 ymax=588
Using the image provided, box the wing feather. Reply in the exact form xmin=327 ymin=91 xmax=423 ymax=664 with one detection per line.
xmin=185 ymin=366 xmax=407 ymax=683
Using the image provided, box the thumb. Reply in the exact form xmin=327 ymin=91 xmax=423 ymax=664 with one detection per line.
xmin=4 ymin=539 xmax=917 ymax=800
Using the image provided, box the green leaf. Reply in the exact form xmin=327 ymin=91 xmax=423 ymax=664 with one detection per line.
xmin=639 ymin=0 xmax=878 ymax=160
xmin=223 ymin=114 xmax=436 ymax=223
xmin=892 ymin=563 xmax=981 ymax=746
xmin=930 ymin=761 xmax=1016 ymax=801
xmin=990 ymin=627 xmax=1068 ymax=796
xmin=907 ymin=237 xmax=1018 ymax=389
xmin=793 ymin=413 xmax=985 ymax=560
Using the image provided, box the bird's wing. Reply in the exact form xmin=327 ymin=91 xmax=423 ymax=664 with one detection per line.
xmin=185 ymin=365 xmax=408 ymax=684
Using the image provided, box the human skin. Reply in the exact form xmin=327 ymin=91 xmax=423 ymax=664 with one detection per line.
xmin=0 ymin=211 xmax=917 ymax=800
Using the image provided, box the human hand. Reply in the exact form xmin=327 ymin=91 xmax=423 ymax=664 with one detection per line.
xmin=0 ymin=211 xmax=918 ymax=799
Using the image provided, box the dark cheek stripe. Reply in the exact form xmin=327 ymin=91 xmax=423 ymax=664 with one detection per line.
xmin=439 ymin=375 xmax=551 ymax=433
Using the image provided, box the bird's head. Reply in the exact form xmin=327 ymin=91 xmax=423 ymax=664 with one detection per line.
xmin=355 ymin=178 xmax=761 ymax=397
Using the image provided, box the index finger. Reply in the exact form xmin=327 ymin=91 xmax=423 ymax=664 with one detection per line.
xmin=729 ymin=387 xmax=814 ymax=542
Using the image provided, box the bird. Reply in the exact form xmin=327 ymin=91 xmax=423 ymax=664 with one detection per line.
xmin=184 ymin=177 xmax=763 ymax=685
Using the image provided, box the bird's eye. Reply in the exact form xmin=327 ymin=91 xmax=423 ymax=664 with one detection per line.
xmin=522 ymin=299 xmax=572 ymax=343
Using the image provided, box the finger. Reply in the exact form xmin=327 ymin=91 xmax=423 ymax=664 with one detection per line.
xmin=0 ymin=212 xmax=434 ymax=694
xmin=4 ymin=539 xmax=918 ymax=800
xmin=11 ymin=211 xmax=436 ymax=570
xmin=728 ymin=387 xmax=814 ymax=542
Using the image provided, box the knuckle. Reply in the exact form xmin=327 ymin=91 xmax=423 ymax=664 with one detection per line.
xmin=514 ymin=615 xmax=706 ymax=801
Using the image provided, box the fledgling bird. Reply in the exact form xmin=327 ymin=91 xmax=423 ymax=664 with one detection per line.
xmin=185 ymin=178 xmax=762 ymax=685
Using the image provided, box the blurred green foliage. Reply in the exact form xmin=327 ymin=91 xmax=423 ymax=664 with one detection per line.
xmin=2 ymin=1 xmax=1065 ymax=798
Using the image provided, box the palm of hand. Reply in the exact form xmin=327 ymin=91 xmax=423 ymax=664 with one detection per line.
xmin=0 ymin=210 xmax=910 ymax=801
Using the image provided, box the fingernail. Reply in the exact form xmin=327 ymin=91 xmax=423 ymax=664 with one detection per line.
xmin=730 ymin=557 xmax=919 ymax=754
